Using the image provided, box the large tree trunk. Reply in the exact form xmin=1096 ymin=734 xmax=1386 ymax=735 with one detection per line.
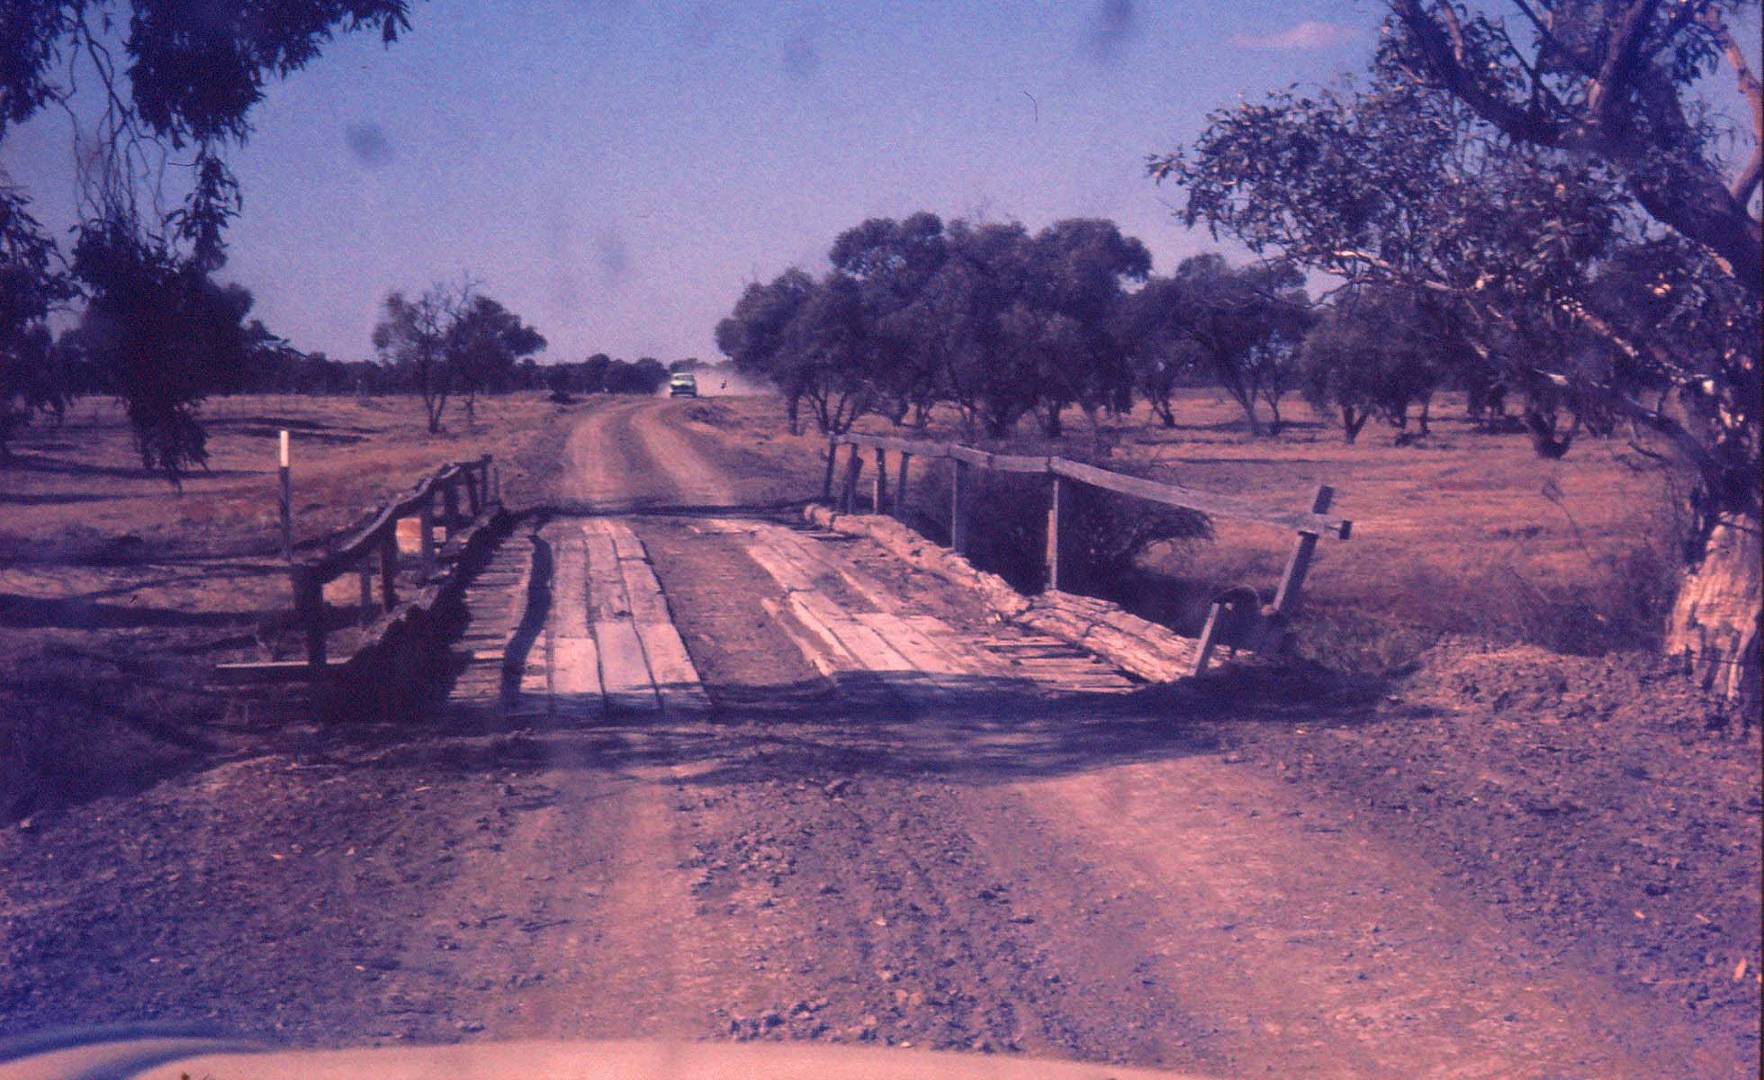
xmin=1665 ymin=511 xmax=1762 ymax=711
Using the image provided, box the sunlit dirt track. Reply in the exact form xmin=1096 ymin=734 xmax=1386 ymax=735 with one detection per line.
xmin=0 ymin=399 xmax=1746 ymax=1078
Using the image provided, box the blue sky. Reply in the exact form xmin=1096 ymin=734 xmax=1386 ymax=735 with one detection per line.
xmin=4 ymin=1 xmax=1378 ymax=364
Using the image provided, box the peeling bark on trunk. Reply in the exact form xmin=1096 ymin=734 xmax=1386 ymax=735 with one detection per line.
xmin=1665 ymin=511 xmax=1762 ymax=711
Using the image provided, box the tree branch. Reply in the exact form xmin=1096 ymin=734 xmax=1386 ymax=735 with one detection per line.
xmin=1586 ymin=0 xmax=1662 ymax=132
xmin=1390 ymin=0 xmax=1566 ymax=145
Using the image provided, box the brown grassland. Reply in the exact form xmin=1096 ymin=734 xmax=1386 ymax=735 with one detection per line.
xmin=0 ymin=392 xmax=582 ymax=818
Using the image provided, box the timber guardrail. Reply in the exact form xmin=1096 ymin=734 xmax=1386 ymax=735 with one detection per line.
xmin=822 ymin=432 xmax=1352 ymax=675
xmin=281 ymin=454 xmax=500 ymax=673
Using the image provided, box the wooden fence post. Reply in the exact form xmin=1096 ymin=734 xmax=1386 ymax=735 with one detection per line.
xmin=278 ymin=430 xmax=293 ymax=562
xmin=292 ymin=567 xmax=327 ymax=669
xmin=1045 ymin=475 xmax=1066 ymax=592
xmin=871 ymin=447 xmax=888 ymax=514
xmin=841 ymin=443 xmax=863 ymax=514
xmin=419 ymin=492 xmax=437 ymax=580
xmin=442 ymin=475 xmax=460 ymax=542
xmin=895 ymin=452 xmax=911 ymax=518
xmin=464 ymin=463 xmax=482 ymax=517
xmin=379 ymin=528 xmax=399 ymax=609
xmin=1272 ymin=484 xmax=1334 ymax=618
xmin=950 ymin=459 xmax=968 ymax=554
xmin=821 ymin=437 xmax=838 ymax=501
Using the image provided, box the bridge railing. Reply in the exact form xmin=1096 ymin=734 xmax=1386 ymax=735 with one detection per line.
xmin=823 ymin=432 xmax=1351 ymax=673
xmin=287 ymin=455 xmax=499 ymax=670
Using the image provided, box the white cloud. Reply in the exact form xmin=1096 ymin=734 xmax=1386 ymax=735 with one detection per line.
xmin=1229 ymin=19 xmax=1358 ymax=51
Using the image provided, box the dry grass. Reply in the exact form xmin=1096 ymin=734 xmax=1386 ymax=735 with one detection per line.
xmin=0 ymin=391 xmax=581 ymax=819
xmin=700 ymin=389 xmax=1686 ymax=673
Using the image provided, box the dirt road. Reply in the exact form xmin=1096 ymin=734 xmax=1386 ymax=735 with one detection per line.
xmin=1 ymin=398 xmax=1750 ymax=1077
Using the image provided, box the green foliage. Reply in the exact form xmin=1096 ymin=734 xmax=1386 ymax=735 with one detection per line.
xmin=66 ymin=216 xmax=257 ymax=482
xmin=1300 ymin=288 xmax=1460 ymax=442
xmin=1 ymin=1 xmax=419 ymax=478
xmin=718 ymin=215 xmax=1160 ymax=439
xmin=0 ymin=184 xmax=75 ymax=460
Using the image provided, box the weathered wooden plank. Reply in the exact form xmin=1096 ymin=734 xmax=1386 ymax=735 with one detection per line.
xmin=763 ymin=529 xmax=897 ymax=613
xmin=549 ymin=532 xmax=592 ymax=638
xmin=792 ymin=591 xmax=913 ymax=672
xmin=619 ymin=559 xmax=673 ymax=626
xmin=763 ymin=597 xmax=845 ymax=679
xmin=549 ymin=635 xmax=604 ymax=717
xmin=855 ymin=612 xmax=975 ymax=679
xmin=742 ymin=538 xmax=824 ymax=594
xmin=595 ymin=619 xmax=659 ymax=712
xmin=1049 ymin=458 xmax=1350 ymax=537
xmin=900 ymin=615 xmax=996 ymax=676
xmin=634 ymin=621 xmax=712 ymax=714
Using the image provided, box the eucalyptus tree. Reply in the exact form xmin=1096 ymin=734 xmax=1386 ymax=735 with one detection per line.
xmin=1300 ymin=288 xmax=1461 ymax=442
xmin=1 ymin=1 xmax=419 ymax=479
xmin=830 ymin=213 xmax=949 ymax=427
xmin=1018 ymin=219 xmax=1151 ymax=437
xmin=1154 ymin=1 xmax=1761 ymax=703
xmin=1119 ymin=275 xmax=1203 ymax=428
xmin=1155 ymin=255 xmax=1312 ymax=437
xmin=715 ymin=269 xmax=818 ymax=433
xmin=0 ymin=188 xmax=73 ymax=462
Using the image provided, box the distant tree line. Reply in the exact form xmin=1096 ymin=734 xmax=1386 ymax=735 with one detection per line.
xmin=714 ymin=212 xmax=1507 ymax=445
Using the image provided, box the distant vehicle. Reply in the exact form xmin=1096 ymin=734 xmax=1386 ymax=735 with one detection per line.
xmin=668 ymin=373 xmax=699 ymax=398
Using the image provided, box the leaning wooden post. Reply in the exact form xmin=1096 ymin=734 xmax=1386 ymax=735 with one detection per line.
xmin=895 ymin=452 xmax=911 ymax=519
xmin=1045 ymin=473 xmax=1067 ymax=593
xmin=419 ymin=491 xmax=438 ymax=581
xmin=840 ymin=442 xmax=863 ymax=514
xmin=277 ymin=430 xmax=293 ymax=562
xmin=292 ymin=566 xmax=327 ymax=669
xmin=1272 ymin=484 xmax=1334 ymax=618
xmin=378 ymin=527 xmax=399 ymax=609
xmin=358 ymin=563 xmax=374 ymax=614
xmin=871 ymin=447 xmax=888 ymax=514
xmin=820 ymin=437 xmax=839 ymax=501
xmin=442 ymin=475 xmax=460 ymax=542
xmin=463 ymin=462 xmax=482 ymax=517
xmin=950 ymin=459 xmax=969 ymax=554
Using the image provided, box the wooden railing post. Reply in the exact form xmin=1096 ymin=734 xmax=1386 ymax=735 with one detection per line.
xmin=821 ymin=437 xmax=839 ymax=501
xmin=895 ymin=451 xmax=911 ymax=518
xmin=1273 ymin=484 xmax=1333 ymax=618
xmin=358 ymin=563 xmax=373 ymax=614
xmin=464 ymin=463 xmax=482 ymax=517
xmin=871 ymin=447 xmax=888 ymax=514
xmin=292 ymin=566 xmax=327 ymax=669
xmin=442 ymin=475 xmax=460 ymax=542
xmin=1045 ymin=474 xmax=1066 ymax=592
xmin=840 ymin=442 xmax=863 ymax=514
xmin=950 ymin=459 xmax=968 ymax=554
xmin=379 ymin=528 xmax=399 ymax=609
xmin=419 ymin=492 xmax=437 ymax=580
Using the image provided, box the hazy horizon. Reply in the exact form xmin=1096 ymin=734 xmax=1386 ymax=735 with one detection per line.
xmin=3 ymin=1 xmax=1373 ymax=365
